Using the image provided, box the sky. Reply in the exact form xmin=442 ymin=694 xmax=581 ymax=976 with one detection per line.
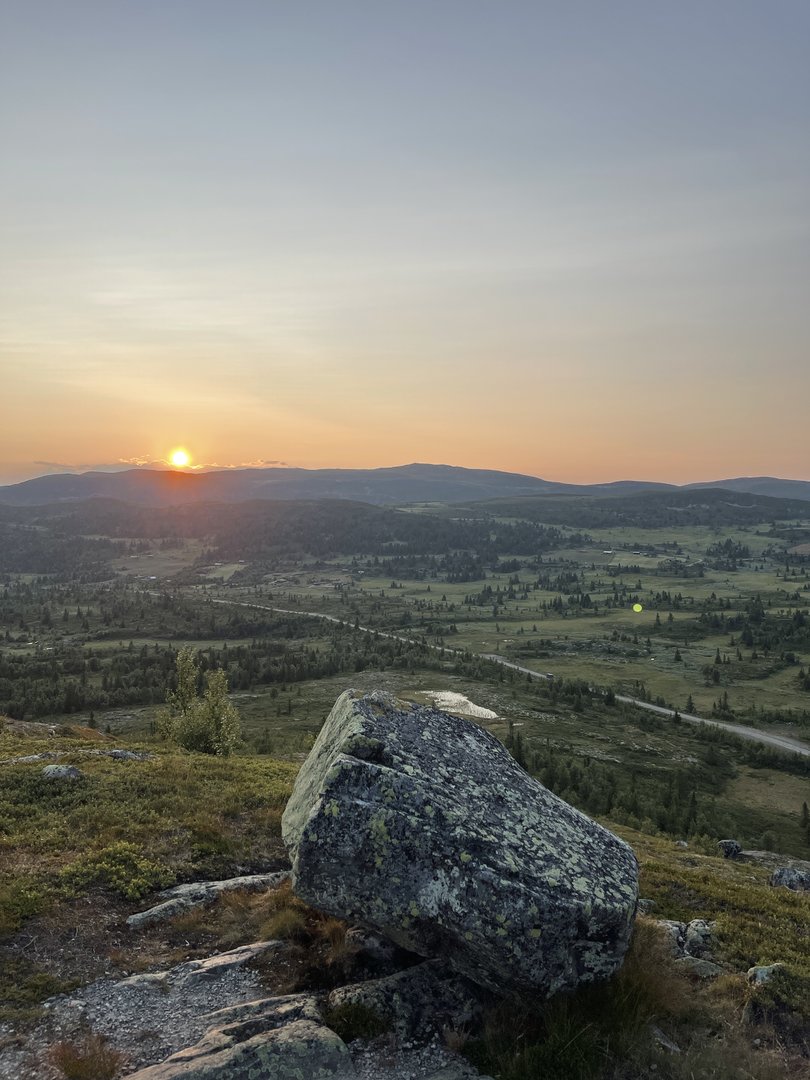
xmin=1 ymin=1 xmax=809 ymax=486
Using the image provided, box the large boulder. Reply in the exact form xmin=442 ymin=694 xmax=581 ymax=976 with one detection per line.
xmin=770 ymin=866 xmax=810 ymax=891
xmin=282 ymin=690 xmax=638 ymax=996
xmin=42 ymin=763 xmax=83 ymax=781
xmin=717 ymin=839 xmax=741 ymax=859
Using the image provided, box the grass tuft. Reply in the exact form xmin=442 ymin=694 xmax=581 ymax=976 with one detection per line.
xmin=48 ymin=1033 xmax=122 ymax=1080
xmin=321 ymin=1002 xmax=390 ymax=1042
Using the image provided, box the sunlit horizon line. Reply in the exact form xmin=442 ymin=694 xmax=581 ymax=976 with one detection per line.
xmin=5 ymin=459 xmax=809 ymax=487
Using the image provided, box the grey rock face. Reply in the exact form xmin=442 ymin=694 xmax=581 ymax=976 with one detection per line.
xmin=655 ymin=920 xmax=687 ymax=957
xmin=684 ymin=919 xmax=714 ymax=959
xmin=344 ymin=928 xmax=399 ymax=968
xmin=651 ymin=918 xmax=715 ymax=963
xmin=0 ymin=752 xmax=57 ymax=765
xmin=41 ymin=763 xmax=83 ymax=781
xmin=747 ymin=963 xmax=785 ymax=986
xmin=282 ymin=690 xmax=638 ymax=996
xmin=770 ymin=866 xmax=810 ymax=891
xmin=327 ymin=960 xmax=483 ymax=1039
xmin=30 ymin=943 xmax=287 ymax=1078
xmin=125 ymin=1016 xmax=352 ymax=1080
xmin=717 ymin=839 xmax=741 ymax=859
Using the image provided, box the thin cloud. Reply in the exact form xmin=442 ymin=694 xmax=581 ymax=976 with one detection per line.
xmin=114 ymin=457 xmax=292 ymax=472
xmin=199 ymin=459 xmax=290 ymax=470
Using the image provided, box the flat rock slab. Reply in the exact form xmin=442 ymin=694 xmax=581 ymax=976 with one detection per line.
xmin=283 ymin=690 xmax=638 ymax=996
xmin=125 ymin=1017 xmax=352 ymax=1080
xmin=1 ymin=748 xmax=153 ymax=766
xmin=127 ymin=872 xmax=290 ymax=929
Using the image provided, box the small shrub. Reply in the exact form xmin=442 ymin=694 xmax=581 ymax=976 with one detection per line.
xmin=59 ymin=842 xmax=173 ymax=900
xmin=0 ymin=875 xmax=47 ymax=938
xmin=0 ymin=958 xmax=77 ymax=1024
xmin=322 ymin=1002 xmax=389 ymax=1042
xmin=49 ymin=1033 xmax=122 ymax=1080
xmin=158 ymin=651 xmax=241 ymax=756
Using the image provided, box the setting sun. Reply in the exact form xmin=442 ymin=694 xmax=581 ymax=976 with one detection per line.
xmin=169 ymin=448 xmax=191 ymax=468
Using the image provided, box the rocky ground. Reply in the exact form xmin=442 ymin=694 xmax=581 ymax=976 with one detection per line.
xmin=0 ymin=937 xmax=491 ymax=1079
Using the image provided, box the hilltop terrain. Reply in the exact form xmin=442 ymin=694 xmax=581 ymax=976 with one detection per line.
xmin=1 ymin=484 xmax=809 ymax=1076
xmin=1 ymin=463 xmax=809 ymax=507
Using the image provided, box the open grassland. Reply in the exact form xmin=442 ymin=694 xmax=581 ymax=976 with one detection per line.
xmin=206 ymin=518 xmax=809 ymax=730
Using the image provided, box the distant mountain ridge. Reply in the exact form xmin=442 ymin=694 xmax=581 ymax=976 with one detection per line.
xmin=0 ymin=463 xmax=806 ymax=507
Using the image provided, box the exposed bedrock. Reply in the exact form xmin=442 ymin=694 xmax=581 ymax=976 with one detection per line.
xmin=282 ymin=690 xmax=638 ymax=996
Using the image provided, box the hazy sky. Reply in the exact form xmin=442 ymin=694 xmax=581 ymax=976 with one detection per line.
xmin=2 ymin=1 xmax=808 ymax=485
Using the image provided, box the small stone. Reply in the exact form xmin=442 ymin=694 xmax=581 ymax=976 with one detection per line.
xmin=673 ymin=956 xmax=723 ymax=979
xmin=651 ymin=1025 xmax=681 ymax=1054
xmin=127 ymin=872 xmax=289 ymax=929
xmin=42 ymin=764 xmax=84 ymax=781
xmin=327 ymin=960 xmax=483 ymax=1039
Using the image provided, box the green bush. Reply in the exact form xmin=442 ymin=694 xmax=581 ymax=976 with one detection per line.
xmin=0 ymin=874 xmax=48 ymax=937
xmin=59 ymin=841 xmax=173 ymax=901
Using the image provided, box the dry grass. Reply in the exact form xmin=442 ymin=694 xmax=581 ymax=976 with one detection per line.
xmin=260 ymin=907 xmax=309 ymax=941
xmin=48 ymin=1034 xmax=122 ymax=1080
xmin=465 ymin=916 xmax=810 ymax=1080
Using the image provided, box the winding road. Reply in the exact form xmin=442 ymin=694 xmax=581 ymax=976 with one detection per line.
xmin=209 ymin=595 xmax=810 ymax=759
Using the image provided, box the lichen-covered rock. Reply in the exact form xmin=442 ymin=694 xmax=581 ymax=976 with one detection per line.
xmin=326 ymin=960 xmax=483 ymax=1038
xmin=747 ymin=963 xmax=785 ymax=986
xmin=282 ymin=690 xmax=638 ymax=996
xmin=651 ymin=919 xmax=713 ymax=961
xmin=684 ymin=919 xmax=714 ymax=959
xmin=717 ymin=839 xmax=741 ymax=859
xmin=770 ymin=866 xmax=810 ymax=891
